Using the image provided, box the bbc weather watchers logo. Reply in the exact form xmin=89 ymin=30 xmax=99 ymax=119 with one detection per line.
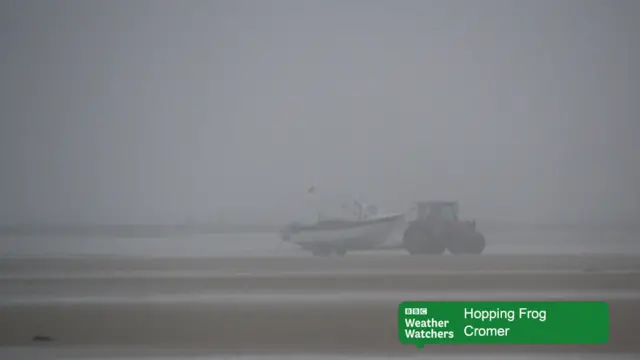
xmin=398 ymin=301 xmax=610 ymax=348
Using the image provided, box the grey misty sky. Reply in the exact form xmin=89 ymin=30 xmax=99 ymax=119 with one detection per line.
xmin=0 ymin=0 xmax=638 ymax=225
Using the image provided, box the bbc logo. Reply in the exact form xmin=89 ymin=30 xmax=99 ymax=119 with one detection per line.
xmin=404 ymin=307 xmax=428 ymax=315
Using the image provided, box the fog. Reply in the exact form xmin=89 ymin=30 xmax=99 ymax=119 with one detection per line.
xmin=1 ymin=0 xmax=638 ymax=226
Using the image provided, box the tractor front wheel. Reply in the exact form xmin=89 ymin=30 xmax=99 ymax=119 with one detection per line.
xmin=446 ymin=236 xmax=466 ymax=255
xmin=402 ymin=222 xmax=446 ymax=255
xmin=466 ymin=232 xmax=486 ymax=254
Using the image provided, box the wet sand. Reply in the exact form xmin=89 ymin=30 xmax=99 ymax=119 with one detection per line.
xmin=0 ymin=254 xmax=639 ymax=355
xmin=2 ymin=254 xmax=640 ymax=274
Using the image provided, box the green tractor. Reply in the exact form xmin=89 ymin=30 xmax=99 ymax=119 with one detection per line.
xmin=402 ymin=201 xmax=486 ymax=255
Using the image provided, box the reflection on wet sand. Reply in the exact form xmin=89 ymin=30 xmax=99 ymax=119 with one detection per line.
xmin=0 ymin=254 xmax=638 ymax=358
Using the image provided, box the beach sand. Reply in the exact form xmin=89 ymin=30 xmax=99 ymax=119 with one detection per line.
xmin=0 ymin=254 xmax=639 ymax=356
xmin=1 ymin=299 xmax=639 ymax=355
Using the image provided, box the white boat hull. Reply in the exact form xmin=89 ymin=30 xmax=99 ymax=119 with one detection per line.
xmin=285 ymin=214 xmax=405 ymax=251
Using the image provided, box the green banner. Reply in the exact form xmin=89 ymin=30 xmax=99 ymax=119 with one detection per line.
xmin=398 ymin=301 xmax=609 ymax=347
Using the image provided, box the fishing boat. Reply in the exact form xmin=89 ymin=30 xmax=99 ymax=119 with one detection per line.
xmin=280 ymin=201 xmax=405 ymax=256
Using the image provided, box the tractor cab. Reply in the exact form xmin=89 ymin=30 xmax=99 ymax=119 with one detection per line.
xmin=415 ymin=201 xmax=459 ymax=222
xmin=403 ymin=200 xmax=484 ymax=255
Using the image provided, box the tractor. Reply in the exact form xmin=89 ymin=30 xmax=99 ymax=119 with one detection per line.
xmin=402 ymin=201 xmax=486 ymax=255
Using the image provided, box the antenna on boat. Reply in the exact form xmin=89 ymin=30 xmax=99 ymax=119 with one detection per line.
xmin=354 ymin=200 xmax=364 ymax=220
xmin=306 ymin=184 xmax=323 ymax=222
